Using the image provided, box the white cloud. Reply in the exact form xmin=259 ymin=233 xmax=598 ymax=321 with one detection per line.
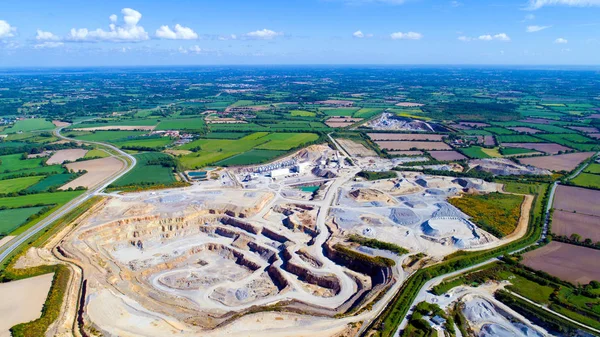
xmin=67 ymin=8 xmax=149 ymax=42
xmin=390 ymin=31 xmax=422 ymax=40
xmin=526 ymin=25 xmax=551 ymax=32
xmin=458 ymin=36 xmax=472 ymax=42
xmin=353 ymin=30 xmax=365 ymax=38
xmin=524 ymin=14 xmax=536 ymax=20
xmin=156 ymin=24 xmax=198 ymax=40
xmin=0 ymin=20 xmax=16 ymax=38
xmin=478 ymin=33 xmax=510 ymax=41
xmin=526 ymin=0 xmax=600 ymax=10
xmin=179 ymin=45 xmax=203 ymax=54
xmin=450 ymin=1 xmax=463 ymax=7
xmin=218 ymin=34 xmax=237 ymax=40
xmin=34 ymin=41 xmax=64 ymax=49
xmin=36 ymin=30 xmax=60 ymax=41
xmin=244 ymin=29 xmax=283 ymax=40
xmin=554 ymin=37 xmax=568 ymax=43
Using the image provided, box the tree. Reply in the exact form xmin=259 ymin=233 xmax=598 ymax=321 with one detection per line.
xmin=570 ymin=233 xmax=581 ymax=242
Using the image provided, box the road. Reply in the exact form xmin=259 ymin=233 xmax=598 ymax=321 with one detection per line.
xmin=0 ymin=123 xmax=137 ymax=266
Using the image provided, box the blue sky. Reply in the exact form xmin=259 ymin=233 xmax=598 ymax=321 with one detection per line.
xmin=0 ymin=0 xmax=599 ymax=66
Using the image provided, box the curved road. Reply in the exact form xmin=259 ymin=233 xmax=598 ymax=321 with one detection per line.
xmin=0 ymin=124 xmax=137 ymax=265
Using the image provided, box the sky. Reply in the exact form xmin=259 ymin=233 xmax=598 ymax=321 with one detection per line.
xmin=0 ymin=0 xmax=599 ymax=67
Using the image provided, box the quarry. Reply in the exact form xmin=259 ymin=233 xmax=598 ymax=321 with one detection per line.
xmin=53 ymin=145 xmax=529 ymax=337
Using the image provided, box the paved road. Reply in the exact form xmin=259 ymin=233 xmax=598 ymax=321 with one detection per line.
xmin=0 ymin=124 xmax=136 ymax=265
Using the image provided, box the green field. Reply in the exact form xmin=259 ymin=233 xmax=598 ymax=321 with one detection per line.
xmin=70 ymin=131 xmax=146 ymax=142
xmin=458 ymin=146 xmax=491 ymax=159
xmin=0 ymin=165 xmax=65 ymax=180
xmin=321 ymin=108 xmax=359 ymax=116
xmin=203 ymin=132 xmax=248 ymax=139
xmin=290 ymin=110 xmax=316 ymax=117
xmin=115 ymin=137 xmax=173 ymax=149
xmin=0 ymin=154 xmax=44 ymax=172
xmin=111 ymin=152 xmax=176 ymax=188
xmin=485 ymin=127 xmax=516 ymax=135
xmin=25 ymin=174 xmax=76 ymax=192
xmin=496 ymin=135 xmax=543 ymax=143
xmin=0 ymin=190 xmax=84 ymax=208
xmin=499 ymin=147 xmax=537 ymax=156
xmin=584 ymin=163 xmax=600 ymax=174
xmin=255 ymin=133 xmax=319 ymax=150
xmin=353 ymin=108 xmax=384 ymax=118
xmin=84 ymin=149 xmax=109 ymax=159
xmin=73 ymin=119 xmax=158 ymax=129
xmin=449 ymin=192 xmax=524 ymax=238
xmin=214 ymin=149 xmax=286 ymax=166
xmin=571 ymin=172 xmax=600 ymax=189
xmin=156 ymin=118 xmax=206 ymax=131
xmin=1 ymin=119 xmax=55 ymax=134
xmin=0 ymin=206 xmax=45 ymax=235
xmin=0 ymin=176 xmax=45 ymax=194
xmin=178 ymin=132 xmax=319 ymax=169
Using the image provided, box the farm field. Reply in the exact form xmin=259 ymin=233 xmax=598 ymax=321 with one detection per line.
xmin=114 ymin=137 xmax=173 ymax=149
xmin=522 ymin=241 xmax=600 ymax=285
xmin=1 ymin=119 xmax=55 ymax=133
xmin=336 ymin=138 xmax=377 ymax=157
xmin=428 ymin=150 xmax=466 ymax=161
xmin=501 ymin=142 xmax=569 ymax=154
xmin=178 ymin=132 xmax=319 ymax=169
xmin=26 ymin=173 xmax=76 ymax=192
xmin=69 ymin=130 xmax=146 ymax=142
xmin=61 ymin=157 xmax=125 ymax=190
xmin=584 ymin=163 xmax=600 ymax=174
xmin=458 ymin=146 xmax=491 ymax=159
xmin=507 ymin=127 xmax=541 ymax=134
xmin=519 ymin=152 xmax=595 ymax=172
xmin=448 ymin=192 xmax=524 ymax=238
xmin=499 ymin=147 xmax=537 ymax=156
xmin=368 ymin=133 xmax=445 ymax=141
xmin=156 ymin=118 xmax=206 ymax=131
xmin=0 ymin=190 xmax=84 ymax=208
xmin=214 ymin=150 xmax=286 ymax=166
xmin=111 ymin=153 xmax=176 ymax=188
xmin=0 ymin=206 xmax=45 ymax=235
xmin=553 ymin=185 xmax=600 ymax=217
xmin=374 ymin=141 xmax=451 ymax=151
xmin=570 ymin=172 xmax=600 ymax=189
xmin=84 ymin=149 xmax=109 ymax=159
xmin=0 ymin=154 xmax=44 ymax=172
xmin=46 ymin=149 xmax=88 ymax=165
xmin=551 ymin=210 xmax=600 ymax=242
xmin=0 ymin=176 xmax=45 ymax=194
xmin=73 ymin=125 xmax=156 ymax=131
xmin=496 ymin=135 xmax=542 ymax=143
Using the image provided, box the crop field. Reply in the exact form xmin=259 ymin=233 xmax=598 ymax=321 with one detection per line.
xmin=353 ymin=108 xmax=384 ymax=118
xmin=0 ymin=206 xmax=45 ymax=235
xmin=0 ymin=165 xmax=65 ymax=180
xmin=26 ymin=174 xmax=76 ymax=192
xmin=84 ymin=149 xmax=109 ymax=159
xmin=178 ymin=132 xmax=319 ymax=169
xmin=484 ymin=127 xmax=515 ymax=135
xmin=0 ymin=154 xmax=44 ymax=172
xmin=0 ymin=190 xmax=84 ymax=208
xmin=0 ymin=176 xmax=45 ymax=194
xmin=519 ymin=152 xmax=595 ymax=172
xmin=522 ymin=241 xmax=600 ymax=284
xmin=551 ymin=210 xmax=600 ymax=242
xmin=368 ymin=133 xmax=445 ymax=141
xmin=374 ymin=141 xmax=451 ymax=151
xmin=507 ymin=127 xmax=541 ymax=134
xmin=203 ymin=132 xmax=248 ymax=139
xmin=290 ymin=110 xmax=316 ymax=117
xmin=553 ymin=185 xmax=600 ymax=217
xmin=458 ymin=146 xmax=491 ymax=159
xmin=1 ymin=119 xmax=55 ymax=133
xmin=214 ymin=150 xmax=286 ymax=166
xmin=156 ymin=118 xmax=206 ymax=131
xmin=115 ymin=137 xmax=173 ymax=149
xmin=501 ymin=142 xmax=570 ymax=154
xmin=70 ymin=130 xmax=146 ymax=142
xmin=111 ymin=152 xmax=176 ymax=188
xmin=584 ymin=163 xmax=600 ymax=174
xmin=428 ymin=150 xmax=466 ymax=161
xmin=496 ymin=135 xmax=542 ymax=143
xmin=499 ymin=147 xmax=537 ymax=156
xmin=536 ymin=134 xmax=600 ymax=151
xmin=321 ymin=107 xmax=359 ymax=116
xmin=73 ymin=119 xmax=158 ymax=129
xmin=571 ymin=172 xmax=600 ymax=189
xmin=255 ymin=133 xmax=319 ymax=150
xmin=449 ymin=192 xmax=523 ymax=238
